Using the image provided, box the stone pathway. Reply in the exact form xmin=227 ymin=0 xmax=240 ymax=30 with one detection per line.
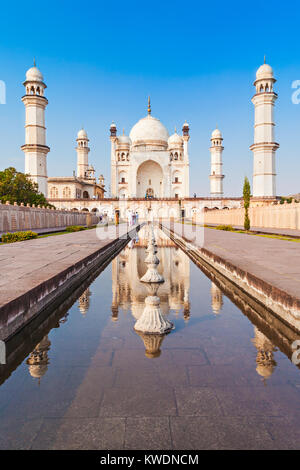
xmin=205 ymin=223 xmax=300 ymax=238
xmin=164 ymin=222 xmax=300 ymax=303
xmin=0 ymin=224 xmax=136 ymax=310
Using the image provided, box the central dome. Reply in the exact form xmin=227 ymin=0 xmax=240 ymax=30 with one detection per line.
xmin=129 ymin=115 xmax=169 ymax=151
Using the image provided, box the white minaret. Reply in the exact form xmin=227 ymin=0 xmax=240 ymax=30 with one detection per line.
xmin=110 ymin=122 xmax=118 ymax=197
xmin=76 ymin=128 xmax=90 ymax=178
xmin=182 ymin=121 xmax=190 ymax=197
xmin=209 ymin=128 xmax=224 ymax=196
xmin=21 ymin=62 xmax=50 ymax=196
xmin=250 ymin=60 xmax=279 ymax=198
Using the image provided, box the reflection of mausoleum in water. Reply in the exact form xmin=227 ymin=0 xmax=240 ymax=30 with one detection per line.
xmin=111 ymin=225 xmax=190 ymax=321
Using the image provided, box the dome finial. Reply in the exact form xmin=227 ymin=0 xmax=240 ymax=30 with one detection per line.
xmin=175 ymin=126 xmax=177 ymax=133
xmin=148 ymin=96 xmax=151 ymax=115
xmin=264 ymin=55 xmax=266 ymax=64
xmin=33 ymin=57 xmax=36 ymax=67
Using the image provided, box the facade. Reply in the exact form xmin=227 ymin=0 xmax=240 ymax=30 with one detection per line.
xmin=20 ymin=60 xmax=280 ymax=211
xmin=250 ymin=60 xmax=279 ymax=198
xmin=110 ymin=99 xmax=190 ymax=199
xmin=48 ymin=128 xmax=105 ymax=201
xmin=46 ymin=197 xmax=242 ymax=219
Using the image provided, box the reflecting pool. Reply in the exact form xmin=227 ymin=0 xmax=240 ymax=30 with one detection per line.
xmin=0 ymin=225 xmax=300 ymax=450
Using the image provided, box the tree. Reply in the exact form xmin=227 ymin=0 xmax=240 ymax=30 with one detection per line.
xmin=243 ymin=176 xmax=251 ymax=231
xmin=0 ymin=167 xmax=53 ymax=207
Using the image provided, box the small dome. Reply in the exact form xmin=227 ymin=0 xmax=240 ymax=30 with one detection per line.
xmin=183 ymin=121 xmax=189 ymax=128
xmin=110 ymin=121 xmax=116 ymax=129
xmin=29 ymin=364 xmax=48 ymax=379
xmin=211 ymin=128 xmax=222 ymax=139
xmin=117 ymin=135 xmax=131 ymax=146
xmin=168 ymin=131 xmax=183 ymax=147
xmin=129 ymin=115 xmax=169 ymax=148
xmin=256 ymin=63 xmax=274 ymax=80
xmin=26 ymin=66 xmax=43 ymax=82
xmin=77 ymin=128 xmax=88 ymax=140
xmin=256 ymin=363 xmax=274 ymax=379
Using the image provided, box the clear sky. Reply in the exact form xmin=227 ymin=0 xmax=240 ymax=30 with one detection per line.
xmin=0 ymin=0 xmax=299 ymax=197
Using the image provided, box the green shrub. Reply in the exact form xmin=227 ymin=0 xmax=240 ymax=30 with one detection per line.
xmin=1 ymin=230 xmax=38 ymax=243
xmin=215 ymin=224 xmax=234 ymax=231
xmin=65 ymin=225 xmax=85 ymax=232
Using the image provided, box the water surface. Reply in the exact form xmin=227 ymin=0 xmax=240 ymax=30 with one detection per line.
xmin=0 ymin=225 xmax=299 ymax=450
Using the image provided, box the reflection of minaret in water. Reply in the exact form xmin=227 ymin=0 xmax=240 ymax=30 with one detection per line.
xmin=183 ymin=287 xmax=190 ymax=322
xmin=26 ymin=335 xmax=51 ymax=383
xmin=111 ymin=259 xmax=119 ymax=321
xmin=210 ymin=281 xmax=223 ymax=314
xmin=111 ymin=304 xmax=119 ymax=322
xmin=252 ymin=326 xmax=277 ymax=382
xmin=78 ymin=288 xmax=91 ymax=316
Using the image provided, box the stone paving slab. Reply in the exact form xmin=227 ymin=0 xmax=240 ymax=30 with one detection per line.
xmin=206 ymin=224 xmax=300 ymax=238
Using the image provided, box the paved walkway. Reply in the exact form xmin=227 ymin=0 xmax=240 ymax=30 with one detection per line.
xmin=0 ymin=224 xmax=136 ymax=310
xmin=164 ymin=222 xmax=300 ymax=304
xmin=205 ymin=223 xmax=300 ymax=238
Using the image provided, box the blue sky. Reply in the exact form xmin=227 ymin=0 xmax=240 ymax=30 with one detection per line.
xmin=0 ymin=0 xmax=299 ymax=196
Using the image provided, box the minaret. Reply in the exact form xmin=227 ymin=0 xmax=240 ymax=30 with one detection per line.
xmin=250 ymin=59 xmax=279 ymax=198
xmin=209 ymin=127 xmax=224 ymax=196
xmin=76 ymin=128 xmax=90 ymax=178
xmin=210 ymin=281 xmax=223 ymax=314
xmin=110 ymin=122 xmax=117 ymax=197
xmin=182 ymin=121 xmax=190 ymax=197
xmin=21 ymin=61 xmax=50 ymax=196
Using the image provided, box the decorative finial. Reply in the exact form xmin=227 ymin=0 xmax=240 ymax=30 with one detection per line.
xmin=33 ymin=57 xmax=36 ymax=67
xmin=264 ymin=55 xmax=266 ymax=64
xmin=175 ymin=126 xmax=177 ymax=133
xmin=148 ymin=96 xmax=151 ymax=115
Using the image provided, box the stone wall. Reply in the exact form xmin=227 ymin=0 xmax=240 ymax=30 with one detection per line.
xmin=47 ymin=197 xmax=242 ymax=219
xmin=0 ymin=202 xmax=99 ymax=234
xmin=204 ymin=201 xmax=300 ymax=230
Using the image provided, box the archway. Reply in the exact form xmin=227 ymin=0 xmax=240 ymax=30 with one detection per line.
xmin=146 ymin=188 xmax=154 ymax=198
xmin=136 ymin=160 xmax=163 ymax=198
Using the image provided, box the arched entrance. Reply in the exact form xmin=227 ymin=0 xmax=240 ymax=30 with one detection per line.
xmin=146 ymin=188 xmax=154 ymax=198
xmin=136 ymin=160 xmax=163 ymax=198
